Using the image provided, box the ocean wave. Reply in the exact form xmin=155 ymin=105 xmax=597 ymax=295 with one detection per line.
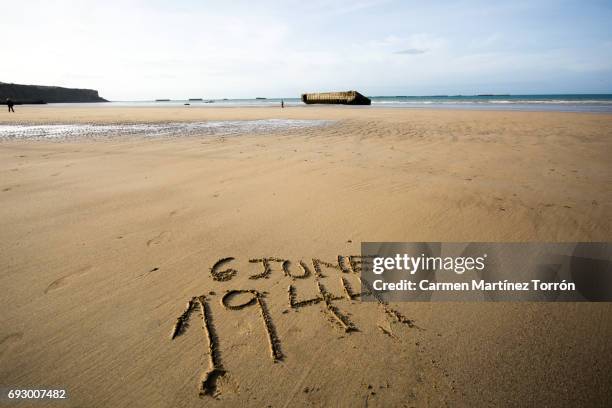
xmin=371 ymin=100 xmax=612 ymax=105
xmin=487 ymin=100 xmax=612 ymax=104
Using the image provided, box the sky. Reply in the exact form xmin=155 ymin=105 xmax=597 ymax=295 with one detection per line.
xmin=2 ymin=0 xmax=612 ymax=100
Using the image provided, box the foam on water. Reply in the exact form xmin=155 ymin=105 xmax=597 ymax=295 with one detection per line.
xmin=0 ymin=119 xmax=334 ymax=140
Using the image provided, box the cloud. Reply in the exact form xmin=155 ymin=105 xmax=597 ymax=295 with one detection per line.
xmin=303 ymin=0 xmax=392 ymax=17
xmin=394 ymin=48 xmax=428 ymax=55
xmin=4 ymin=1 xmax=609 ymax=98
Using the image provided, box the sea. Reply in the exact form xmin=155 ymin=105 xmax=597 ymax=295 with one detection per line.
xmin=3 ymin=94 xmax=610 ymax=140
xmin=43 ymin=94 xmax=612 ymax=113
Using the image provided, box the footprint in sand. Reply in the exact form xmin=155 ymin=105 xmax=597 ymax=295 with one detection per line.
xmin=138 ymin=266 xmax=160 ymax=278
xmin=0 ymin=332 xmax=24 ymax=358
xmin=146 ymin=231 xmax=171 ymax=247
xmin=44 ymin=266 xmax=91 ymax=294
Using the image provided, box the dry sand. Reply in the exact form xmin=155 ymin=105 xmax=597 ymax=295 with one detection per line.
xmin=0 ymin=106 xmax=611 ymax=407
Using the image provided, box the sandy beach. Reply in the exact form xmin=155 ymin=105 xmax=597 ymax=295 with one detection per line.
xmin=1 ymin=106 xmax=611 ymax=407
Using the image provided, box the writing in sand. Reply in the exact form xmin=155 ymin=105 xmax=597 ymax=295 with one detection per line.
xmin=170 ymin=255 xmax=415 ymax=397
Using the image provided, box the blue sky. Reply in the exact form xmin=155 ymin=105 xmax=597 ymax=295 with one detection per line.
xmin=2 ymin=0 xmax=612 ymax=99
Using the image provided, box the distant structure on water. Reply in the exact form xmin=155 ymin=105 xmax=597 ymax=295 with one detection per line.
xmin=301 ymin=90 xmax=371 ymax=105
xmin=155 ymin=99 xmax=170 ymax=102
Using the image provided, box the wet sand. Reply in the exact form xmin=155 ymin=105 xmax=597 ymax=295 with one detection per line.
xmin=0 ymin=107 xmax=611 ymax=407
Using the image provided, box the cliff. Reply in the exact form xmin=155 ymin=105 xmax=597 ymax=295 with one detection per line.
xmin=0 ymin=82 xmax=108 ymax=104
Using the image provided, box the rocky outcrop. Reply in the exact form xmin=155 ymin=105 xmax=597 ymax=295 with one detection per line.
xmin=0 ymin=82 xmax=108 ymax=104
xmin=301 ymin=90 xmax=371 ymax=105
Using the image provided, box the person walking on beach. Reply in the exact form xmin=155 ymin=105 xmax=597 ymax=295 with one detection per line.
xmin=6 ymin=98 xmax=15 ymax=113
xmin=281 ymin=99 xmax=284 ymax=109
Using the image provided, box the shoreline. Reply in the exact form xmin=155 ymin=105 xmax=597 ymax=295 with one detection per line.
xmin=2 ymin=105 xmax=612 ymax=126
xmin=5 ymin=103 xmax=612 ymax=115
